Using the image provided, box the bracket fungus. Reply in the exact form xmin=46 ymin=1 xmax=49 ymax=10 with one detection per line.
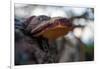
xmin=24 ymin=15 xmax=74 ymax=40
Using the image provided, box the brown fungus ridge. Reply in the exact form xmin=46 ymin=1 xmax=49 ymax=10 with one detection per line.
xmin=24 ymin=16 xmax=73 ymax=41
